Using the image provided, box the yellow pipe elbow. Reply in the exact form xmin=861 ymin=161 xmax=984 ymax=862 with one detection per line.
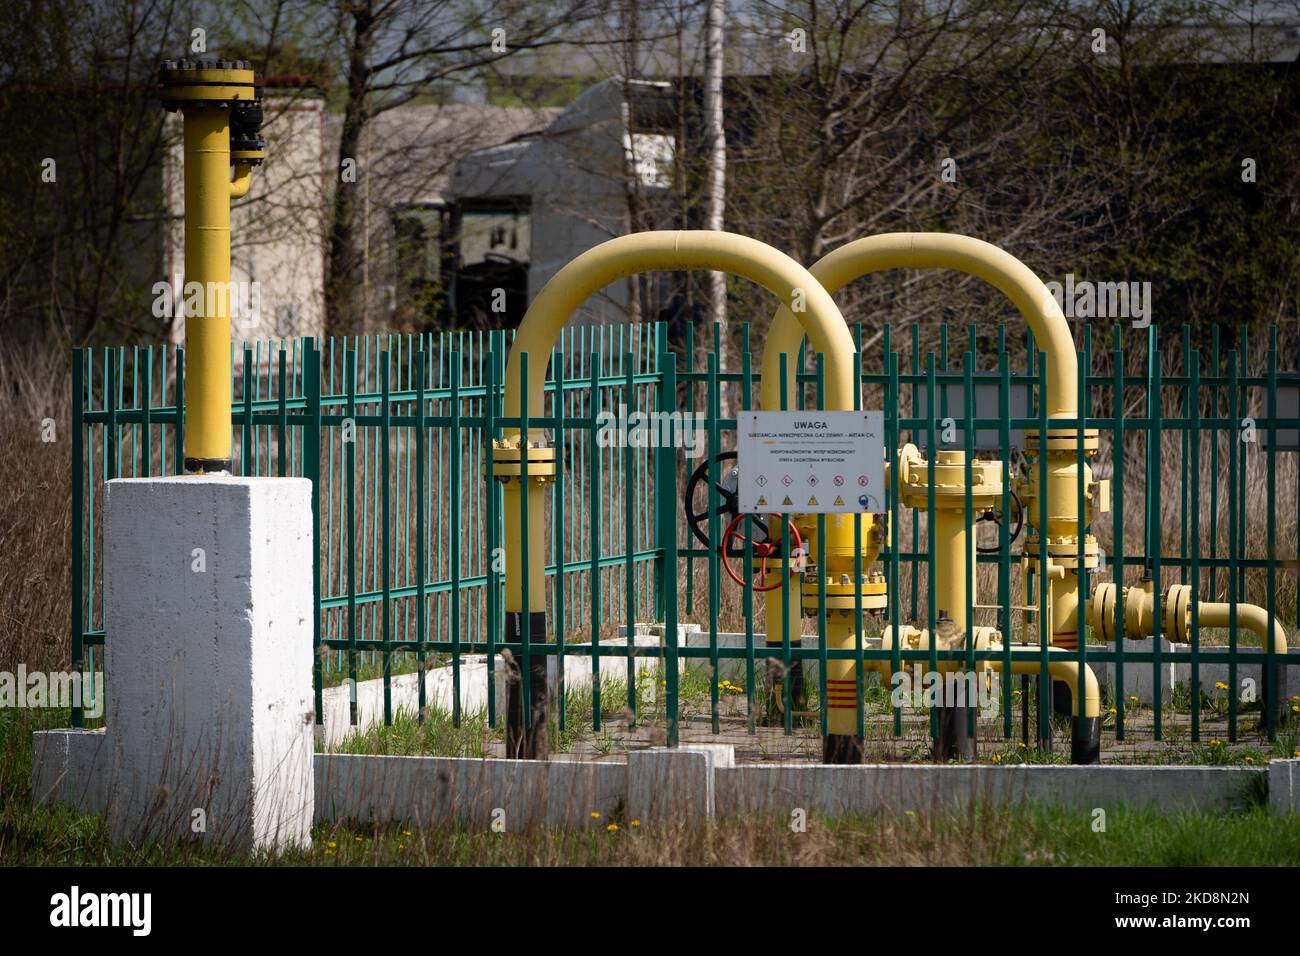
xmin=505 ymin=230 xmax=858 ymax=428
xmin=501 ymin=230 xmax=857 ymax=619
xmin=229 ymin=163 xmax=253 ymax=199
xmin=1197 ymin=602 xmax=1290 ymax=657
xmin=761 ymin=232 xmax=1076 ymax=418
xmin=1003 ymin=659 xmax=1100 ymax=718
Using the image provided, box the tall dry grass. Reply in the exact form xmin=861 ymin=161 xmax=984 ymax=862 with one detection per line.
xmin=0 ymin=344 xmax=72 ymax=672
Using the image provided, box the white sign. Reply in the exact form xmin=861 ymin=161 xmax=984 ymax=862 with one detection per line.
xmin=737 ymin=410 xmax=884 ymax=514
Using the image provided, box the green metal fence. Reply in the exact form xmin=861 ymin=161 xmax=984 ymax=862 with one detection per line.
xmin=71 ymin=323 xmax=662 ymax=727
xmin=72 ymin=319 xmax=1299 ymax=753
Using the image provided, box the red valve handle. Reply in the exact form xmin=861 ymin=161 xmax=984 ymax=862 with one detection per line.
xmin=720 ymin=513 xmax=803 ymax=592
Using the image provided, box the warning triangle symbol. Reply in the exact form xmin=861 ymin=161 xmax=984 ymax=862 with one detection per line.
xmin=833 ymin=495 xmax=845 ymax=506
xmin=782 ymin=495 xmax=793 ymax=506
xmin=756 ymin=496 xmax=767 ymax=507
xmin=807 ymin=496 xmax=818 ymax=507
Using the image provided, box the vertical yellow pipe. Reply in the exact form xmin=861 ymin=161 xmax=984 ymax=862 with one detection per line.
xmin=160 ymin=59 xmax=260 ymax=473
xmin=933 ymin=503 xmax=972 ymax=630
xmin=182 ymin=107 xmax=233 ymax=471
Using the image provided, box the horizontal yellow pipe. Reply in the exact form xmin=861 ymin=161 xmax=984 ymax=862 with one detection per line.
xmin=878 ymin=625 xmax=1099 ymax=717
xmin=760 ymin=233 xmax=1076 ymax=417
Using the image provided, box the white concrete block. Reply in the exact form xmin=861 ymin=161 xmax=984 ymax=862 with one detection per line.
xmin=314 ymin=753 xmax=624 ymax=828
xmin=716 ymin=763 xmax=1262 ymax=818
xmin=627 ymin=744 xmax=734 ymax=825
xmin=102 ymin=475 xmax=314 ymax=851
xmin=31 ymin=728 xmax=111 ymax=814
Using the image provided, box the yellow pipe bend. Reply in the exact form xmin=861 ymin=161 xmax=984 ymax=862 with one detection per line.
xmin=230 ymin=163 xmax=253 ymax=199
xmin=505 ymin=230 xmax=858 ymax=426
xmin=879 ymin=625 xmax=1099 ymax=718
xmin=760 ymin=232 xmax=1076 ymax=418
xmin=1195 ymin=602 xmax=1289 ymax=657
xmin=501 ymin=230 xmax=857 ymax=620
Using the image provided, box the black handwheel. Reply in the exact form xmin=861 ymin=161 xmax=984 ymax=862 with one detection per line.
xmin=684 ymin=451 xmax=770 ymax=555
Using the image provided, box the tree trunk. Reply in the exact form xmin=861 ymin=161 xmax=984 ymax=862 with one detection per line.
xmin=325 ymin=3 xmax=375 ymax=337
xmin=704 ymin=0 xmax=731 ymax=421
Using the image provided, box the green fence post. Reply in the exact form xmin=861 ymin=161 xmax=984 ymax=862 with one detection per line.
xmin=71 ymin=350 xmax=85 ymax=728
xmin=660 ymin=349 xmax=680 ymax=747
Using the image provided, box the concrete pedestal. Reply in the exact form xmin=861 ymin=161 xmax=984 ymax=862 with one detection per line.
xmin=627 ymin=744 xmax=734 ymax=825
xmin=100 ymin=475 xmax=314 ymax=851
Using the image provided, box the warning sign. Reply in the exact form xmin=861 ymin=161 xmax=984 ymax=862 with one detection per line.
xmin=737 ymin=410 xmax=884 ymax=514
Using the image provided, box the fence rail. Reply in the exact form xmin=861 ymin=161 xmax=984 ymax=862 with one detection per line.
xmin=72 ymin=320 xmax=1300 ymax=751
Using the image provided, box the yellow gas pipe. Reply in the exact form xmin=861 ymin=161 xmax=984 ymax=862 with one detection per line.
xmin=159 ymin=59 xmax=264 ymax=473
xmin=761 ymin=234 xmax=1104 ymax=739
xmin=1087 ymin=581 xmax=1290 ymax=713
xmin=499 ymin=230 xmax=858 ymax=758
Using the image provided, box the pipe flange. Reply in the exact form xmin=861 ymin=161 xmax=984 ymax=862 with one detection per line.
xmin=159 ymin=59 xmax=260 ymax=111
xmin=1025 ymin=428 xmax=1100 ymax=454
xmin=801 ymin=577 xmax=888 ymax=611
xmin=898 ymin=450 xmax=1005 ymax=510
xmin=1163 ymin=583 xmax=1192 ymax=642
xmin=1086 ymin=581 xmax=1119 ymax=641
xmin=230 ymin=101 xmax=266 ymax=165
xmin=489 ymin=438 xmax=557 ymax=482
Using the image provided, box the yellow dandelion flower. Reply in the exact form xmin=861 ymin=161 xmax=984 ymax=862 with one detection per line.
xmin=1108 ymin=707 xmax=1117 ymax=714
xmin=590 ymin=811 xmax=601 ymax=819
xmin=1018 ymin=742 xmax=1027 ymax=748
xmin=606 ymin=823 xmax=619 ymax=832
xmin=1128 ymin=695 xmax=1139 ymax=703
xmin=403 ymin=830 xmax=411 ymax=837
xmin=631 ymin=820 xmax=641 ymax=827
xmin=326 ymin=840 xmax=337 ymax=848
xmin=1215 ymin=681 xmax=1228 ymax=690
xmin=992 ymin=753 xmax=1002 ymax=763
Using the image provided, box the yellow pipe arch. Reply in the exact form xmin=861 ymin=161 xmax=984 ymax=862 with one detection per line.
xmin=500 ymin=230 xmax=859 ymax=619
xmin=758 ymin=233 xmax=1087 ymax=743
xmin=505 ymin=230 xmax=858 ymax=424
xmin=760 ymin=232 xmax=1077 ymax=418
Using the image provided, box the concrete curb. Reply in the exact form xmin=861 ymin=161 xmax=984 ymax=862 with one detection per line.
xmin=35 ymin=736 xmax=1287 ymax=829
